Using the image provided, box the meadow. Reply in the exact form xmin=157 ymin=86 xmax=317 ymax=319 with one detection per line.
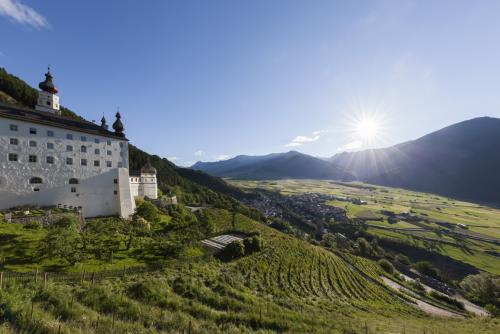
xmin=229 ymin=179 xmax=500 ymax=275
xmin=1 ymin=207 xmax=499 ymax=333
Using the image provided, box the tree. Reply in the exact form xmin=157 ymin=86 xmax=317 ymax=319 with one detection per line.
xmin=378 ymin=259 xmax=394 ymax=274
xmin=41 ymin=224 xmax=84 ymax=265
xmin=220 ymin=240 xmax=245 ymax=261
xmin=412 ymin=261 xmax=441 ymax=280
xmin=395 ymin=254 xmax=411 ymax=266
xmin=135 ymin=201 xmax=160 ymax=223
xmin=244 ymin=236 xmax=262 ymax=253
xmin=321 ymin=232 xmax=336 ymax=248
xmin=460 ymin=273 xmax=500 ymax=306
xmin=356 ymin=237 xmax=371 ymax=256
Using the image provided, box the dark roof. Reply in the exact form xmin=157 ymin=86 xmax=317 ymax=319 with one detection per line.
xmin=39 ymin=68 xmax=58 ymax=94
xmin=0 ymin=102 xmax=128 ymax=140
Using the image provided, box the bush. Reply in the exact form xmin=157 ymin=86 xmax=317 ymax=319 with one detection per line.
xmin=23 ymin=221 xmax=42 ymax=230
xmin=485 ymin=304 xmax=500 ymax=317
xmin=460 ymin=273 xmax=500 ymax=306
xmin=378 ymin=259 xmax=394 ymax=274
xmin=428 ymin=291 xmax=464 ymax=310
xmin=219 ymin=240 xmax=245 ymax=261
xmin=135 ymin=201 xmax=160 ymax=223
xmin=356 ymin=237 xmax=371 ymax=256
xmin=409 ymin=279 xmax=426 ymax=294
xmin=395 ymin=254 xmax=411 ymax=265
xmin=53 ymin=215 xmax=78 ymax=228
xmin=244 ymin=236 xmax=262 ymax=254
xmin=412 ymin=261 xmax=441 ymax=280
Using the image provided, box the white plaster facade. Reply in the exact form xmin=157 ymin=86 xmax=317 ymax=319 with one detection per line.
xmin=36 ymin=91 xmax=60 ymax=114
xmin=0 ymin=117 xmax=135 ymax=217
xmin=129 ymin=170 xmax=158 ymax=199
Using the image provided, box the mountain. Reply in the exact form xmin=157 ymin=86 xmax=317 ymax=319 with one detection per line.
xmin=330 ymin=117 xmax=500 ymax=204
xmin=192 ymin=151 xmax=356 ymax=181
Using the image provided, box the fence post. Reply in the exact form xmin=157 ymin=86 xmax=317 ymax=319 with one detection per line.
xmin=35 ymin=268 xmax=38 ymax=283
xmin=44 ymin=273 xmax=47 ymax=289
xmin=0 ymin=271 xmax=3 ymax=290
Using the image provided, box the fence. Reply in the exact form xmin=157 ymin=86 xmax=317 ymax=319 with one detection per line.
xmin=0 ymin=262 xmax=169 ymax=289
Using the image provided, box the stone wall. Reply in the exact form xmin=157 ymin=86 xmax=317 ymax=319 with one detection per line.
xmin=4 ymin=210 xmax=85 ymax=227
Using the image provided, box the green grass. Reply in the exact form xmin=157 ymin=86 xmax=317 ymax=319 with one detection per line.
xmin=1 ymin=208 xmax=499 ymax=333
xmin=230 ymin=179 xmax=500 ymax=274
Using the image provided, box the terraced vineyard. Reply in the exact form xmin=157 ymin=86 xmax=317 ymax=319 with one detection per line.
xmin=2 ymin=208 xmax=498 ymax=333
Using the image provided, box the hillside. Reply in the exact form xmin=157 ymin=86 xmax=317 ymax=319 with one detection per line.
xmin=330 ymin=117 xmax=500 ymax=204
xmin=1 ymin=208 xmax=497 ymax=334
xmin=192 ymin=151 xmax=355 ymax=181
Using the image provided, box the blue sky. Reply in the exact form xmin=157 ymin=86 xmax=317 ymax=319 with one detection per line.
xmin=1 ymin=0 xmax=500 ymax=166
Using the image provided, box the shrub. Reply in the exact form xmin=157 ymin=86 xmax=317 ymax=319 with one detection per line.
xmin=135 ymin=201 xmax=160 ymax=223
xmin=412 ymin=261 xmax=441 ymax=280
xmin=378 ymin=259 xmax=394 ymax=274
xmin=23 ymin=221 xmax=42 ymax=230
xmin=428 ymin=291 xmax=464 ymax=310
xmin=395 ymin=254 xmax=411 ymax=265
xmin=53 ymin=215 xmax=78 ymax=228
xmin=485 ymin=304 xmax=500 ymax=317
xmin=219 ymin=240 xmax=245 ymax=261
xmin=356 ymin=237 xmax=371 ymax=256
xmin=460 ymin=273 xmax=500 ymax=306
xmin=409 ymin=279 xmax=426 ymax=294
xmin=244 ymin=236 xmax=262 ymax=254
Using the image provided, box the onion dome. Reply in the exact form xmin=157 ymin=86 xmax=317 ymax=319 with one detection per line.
xmin=100 ymin=115 xmax=108 ymax=129
xmin=141 ymin=161 xmax=157 ymax=174
xmin=112 ymin=111 xmax=124 ymax=136
xmin=38 ymin=67 xmax=58 ymax=94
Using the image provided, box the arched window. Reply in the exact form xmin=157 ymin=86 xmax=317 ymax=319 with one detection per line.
xmin=69 ymin=178 xmax=79 ymax=185
xmin=30 ymin=177 xmax=42 ymax=184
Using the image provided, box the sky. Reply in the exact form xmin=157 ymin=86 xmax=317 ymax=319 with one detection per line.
xmin=1 ymin=0 xmax=500 ymax=166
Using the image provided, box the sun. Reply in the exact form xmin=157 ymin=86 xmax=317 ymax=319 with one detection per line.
xmin=355 ymin=117 xmax=381 ymax=140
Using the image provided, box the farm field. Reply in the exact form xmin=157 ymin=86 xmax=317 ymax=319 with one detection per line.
xmin=1 ymin=208 xmax=498 ymax=333
xmin=229 ymin=179 xmax=500 ymax=275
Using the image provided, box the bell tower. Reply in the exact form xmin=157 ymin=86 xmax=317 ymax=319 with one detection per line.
xmin=35 ymin=66 xmax=61 ymax=115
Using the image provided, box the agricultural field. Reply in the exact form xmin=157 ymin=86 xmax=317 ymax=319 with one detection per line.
xmin=229 ymin=179 xmax=500 ymax=275
xmin=1 ymin=208 xmax=499 ymax=333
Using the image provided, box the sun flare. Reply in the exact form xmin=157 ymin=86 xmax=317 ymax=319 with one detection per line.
xmin=355 ymin=118 xmax=381 ymax=140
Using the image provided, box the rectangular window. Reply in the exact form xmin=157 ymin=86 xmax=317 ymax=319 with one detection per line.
xmin=81 ymin=146 xmax=87 ymax=153
xmin=9 ymin=138 xmax=18 ymax=145
xmin=107 ymin=150 xmax=112 ymax=156
xmin=113 ymin=178 xmax=118 ymax=184
xmin=66 ymin=145 xmax=73 ymax=152
xmin=81 ymin=136 xmax=87 ymax=142
xmin=47 ymin=130 xmax=54 ymax=137
xmin=119 ymin=142 xmax=124 ymax=148
xmin=106 ymin=161 xmax=112 ymax=168
xmin=46 ymin=156 xmax=54 ymax=164
xmin=8 ymin=153 xmax=18 ymax=162
xmin=9 ymin=124 xmax=18 ymax=132
xmin=81 ymin=158 xmax=87 ymax=166
xmin=66 ymin=157 xmax=73 ymax=165
xmin=47 ymin=143 xmax=54 ymax=149
xmin=29 ymin=155 xmax=37 ymax=163
xmin=107 ymin=140 xmax=111 ymax=145
xmin=66 ymin=133 xmax=73 ymax=140
xmin=29 ymin=140 xmax=37 ymax=147
xmin=114 ymin=190 xmax=118 ymax=195
xmin=71 ymin=187 xmax=77 ymax=193
xmin=94 ymin=160 xmax=100 ymax=167
xmin=29 ymin=128 xmax=37 ymax=135
xmin=95 ymin=148 xmax=100 ymax=155
xmin=94 ymin=138 xmax=100 ymax=144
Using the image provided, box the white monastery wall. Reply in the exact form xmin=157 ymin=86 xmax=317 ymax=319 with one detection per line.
xmin=0 ymin=117 xmax=134 ymax=217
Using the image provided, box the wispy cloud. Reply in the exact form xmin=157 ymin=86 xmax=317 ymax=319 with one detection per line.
xmin=286 ymin=130 xmax=325 ymax=147
xmin=167 ymin=156 xmax=179 ymax=162
xmin=0 ymin=0 xmax=48 ymax=28
xmin=215 ymin=154 xmax=230 ymax=161
xmin=338 ymin=140 xmax=362 ymax=152
xmin=194 ymin=150 xmax=203 ymax=157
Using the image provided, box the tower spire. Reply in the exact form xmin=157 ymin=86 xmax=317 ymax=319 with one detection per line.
xmin=36 ymin=66 xmax=61 ymax=115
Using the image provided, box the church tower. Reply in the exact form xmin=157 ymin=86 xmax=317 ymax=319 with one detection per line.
xmin=35 ymin=67 xmax=61 ymax=115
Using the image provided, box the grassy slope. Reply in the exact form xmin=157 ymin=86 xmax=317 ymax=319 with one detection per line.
xmin=1 ymin=208 xmax=499 ymax=334
xmin=230 ymin=179 xmax=500 ymax=275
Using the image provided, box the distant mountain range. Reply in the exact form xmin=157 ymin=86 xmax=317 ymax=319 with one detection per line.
xmin=192 ymin=117 xmax=500 ymax=204
xmin=192 ymin=151 xmax=356 ymax=181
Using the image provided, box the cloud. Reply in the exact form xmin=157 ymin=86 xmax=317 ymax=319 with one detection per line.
xmin=215 ymin=154 xmax=230 ymax=161
xmin=0 ymin=0 xmax=48 ymax=28
xmin=285 ymin=132 xmax=322 ymax=147
xmin=194 ymin=150 xmax=203 ymax=157
xmin=338 ymin=140 xmax=362 ymax=151
xmin=167 ymin=156 xmax=179 ymax=161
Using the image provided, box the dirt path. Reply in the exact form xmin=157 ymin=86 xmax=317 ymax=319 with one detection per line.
xmin=380 ymin=276 xmax=463 ymax=318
